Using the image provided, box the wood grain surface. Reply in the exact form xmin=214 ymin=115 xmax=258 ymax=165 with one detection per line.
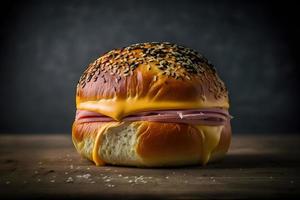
xmin=0 ymin=134 xmax=299 ymax=199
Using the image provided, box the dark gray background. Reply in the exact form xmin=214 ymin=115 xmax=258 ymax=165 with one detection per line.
xmin=0 ymin=0 xmax=299 ymax=134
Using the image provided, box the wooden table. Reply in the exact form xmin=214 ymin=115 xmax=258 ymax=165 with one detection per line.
xmin=0 ymin=134 xmax=299 ymax=199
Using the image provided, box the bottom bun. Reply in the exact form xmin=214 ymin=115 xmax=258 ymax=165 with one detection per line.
xmin=72 ymin=121 xmax=231 ymax=167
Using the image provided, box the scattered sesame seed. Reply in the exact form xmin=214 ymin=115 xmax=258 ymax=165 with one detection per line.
xmin=76 ymin=174 xmax=91 ymax=179
xmin=107 ymin=184 xmax=115 ymax=187
xmin=66 ymin=177 xmax=74 ymax=183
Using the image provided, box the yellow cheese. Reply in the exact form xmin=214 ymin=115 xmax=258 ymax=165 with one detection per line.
xmin=194 ymin=125 xmax=223 ymax=165
xmin=92 ymin=122 xmax=120 ymax=166
xmin=77 ymin=97 xmax=229 ymax=121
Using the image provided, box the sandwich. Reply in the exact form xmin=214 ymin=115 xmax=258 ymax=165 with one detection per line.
xmin=72 ymin=42 xmax=232 ymax=167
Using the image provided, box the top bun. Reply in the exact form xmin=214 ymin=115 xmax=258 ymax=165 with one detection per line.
xmin=76 ymin=42 xmax=229 ymax=120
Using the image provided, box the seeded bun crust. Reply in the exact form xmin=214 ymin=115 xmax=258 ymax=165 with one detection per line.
xmin=73 ymin=42 xmax=231 ymax=167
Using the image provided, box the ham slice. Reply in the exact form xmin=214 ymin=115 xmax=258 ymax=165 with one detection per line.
xmin=75 ymin=108 xmax=232 ymax=126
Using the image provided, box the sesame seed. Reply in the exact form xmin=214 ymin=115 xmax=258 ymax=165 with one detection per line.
xmin=153 ymin=76 xmax=157 ymax=82
xmin=66 ymin=177 xmax=74 ymax=183
xmin=77 ymin=42 xmax=227 ymax=100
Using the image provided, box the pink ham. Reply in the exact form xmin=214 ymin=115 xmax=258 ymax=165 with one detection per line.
xmin=75 ymin=108 xmax=232 ymax=126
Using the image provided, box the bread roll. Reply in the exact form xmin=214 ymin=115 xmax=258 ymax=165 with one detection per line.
xmin=72 ymin=42 xmax=231 ymax=167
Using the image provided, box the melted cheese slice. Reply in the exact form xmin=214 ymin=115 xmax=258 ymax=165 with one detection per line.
xmin=77 ymin=97 xmax=229 ymax=121
xmin=92 ymin=122 xmax=120 ymax=166
xmin=85 ymin=97 xmax=226 ymax=166
xmin=194 ymin=125 xmax=223 ymax=164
